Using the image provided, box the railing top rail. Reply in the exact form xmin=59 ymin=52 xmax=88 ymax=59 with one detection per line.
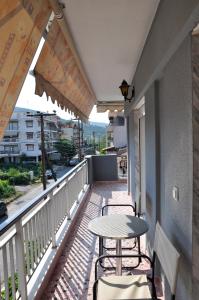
xmin=0 ymin=159 xmax=87 ymax=236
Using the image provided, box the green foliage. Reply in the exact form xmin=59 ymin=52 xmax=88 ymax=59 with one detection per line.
xmin=0 ymin=168 xmax=30 ymax=185
xmin=55 ymin=139 xmax=76 ymax=163
xmin=7 ymin=168 xmax=19 ymax=177
xmin=0 ymin=180 xmax=15 ymax=198
xmin=1 ymin=273 xmax=18 ymax=300
xmin=0 ymin=163 xmax=41 ymax=184
xmin=98 ymin=135 xmax=107 ymax=152
xmin=0 ymin=170 xmax=9 ymax=180
xmin=100 ymin=149 xmax=106 ymax=155
xmin=10 ymin=173 xmax=30 ymax=185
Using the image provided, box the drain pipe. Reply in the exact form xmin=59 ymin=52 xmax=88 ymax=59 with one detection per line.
xmin=48 ymin=0 xmax=95 ymax=98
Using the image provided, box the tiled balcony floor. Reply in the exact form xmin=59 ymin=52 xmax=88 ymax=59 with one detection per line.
xmin=42 ymin=182 xmax=164 ymax=300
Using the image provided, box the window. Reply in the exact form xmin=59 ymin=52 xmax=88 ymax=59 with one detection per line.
xmin=26 ymin=132 xmax=33 ymax=139
xmin=26 ymin=144 xmax=34 ymax=151
xmin=26 ymin=120 xmax=33 ymax=128
xmin=8 ymin=121 xmax=18 ymax=130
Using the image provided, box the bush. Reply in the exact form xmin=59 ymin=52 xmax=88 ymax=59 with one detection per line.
xmin=0 ymin=180 xmax=15 ymax=198
xmin=8 ymin=173 xmax=30 ymax=185
xmin=0 ymin=164 xmax=41 ymax=182
xmin=0 ymin=171 xmax=9 ymax=180
xmin=0 ymin=168 xmax=31 ymax=185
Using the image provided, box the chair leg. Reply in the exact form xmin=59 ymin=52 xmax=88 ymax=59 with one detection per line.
xmin=99 ymin=237 xmax=103 ymax=256
xmin=93 ymin=281 xmax=98 ymax=300
xmin=138 ymin=237 xmax=142 ymax=264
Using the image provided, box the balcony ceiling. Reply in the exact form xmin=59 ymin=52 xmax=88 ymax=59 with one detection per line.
xmin=63 ymin=0 xmax=159 ymax=102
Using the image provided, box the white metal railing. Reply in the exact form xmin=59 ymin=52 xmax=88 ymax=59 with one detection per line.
xmin=0 ymin=159 xmax=88 ymax=300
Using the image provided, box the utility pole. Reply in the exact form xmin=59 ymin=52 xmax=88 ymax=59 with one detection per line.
xmin=93 ymin=131 xmax=96 ymax=154
xmin=81 ymin=121 xmax=84 ymax=154
xmin=73 ymin=118 xmax=84 ymax=161
xmin=27 ymin=111 xmax=57 ymax=190
xmin=98 ymin=135 xmax=101 ymax=152
xmin=77 ymin=118 xmax=81 ymax=161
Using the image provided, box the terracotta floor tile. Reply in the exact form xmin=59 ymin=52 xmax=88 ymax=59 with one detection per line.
xmin=42 ymin=182 xmax=164 ymax=300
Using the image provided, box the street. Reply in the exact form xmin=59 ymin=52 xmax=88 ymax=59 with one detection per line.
xmin=0 ymin=165 xmax=73 ymax=223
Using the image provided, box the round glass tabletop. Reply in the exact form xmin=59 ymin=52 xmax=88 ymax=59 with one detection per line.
xmin=88 ymin=214 xmax=149 ymax=240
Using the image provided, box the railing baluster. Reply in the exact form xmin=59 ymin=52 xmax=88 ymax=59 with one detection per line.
xmin=49 ymin=192 xmax=56 ymax=248
xmin=24 ymin=225 xmax=30 ymax=277
xmin=43 ymin=204 xmax=48 ymax=249
xmin=47 ymin=201 xmax=51 ymax=244
xmin=28 ymin=220 xmax=34 ymax=273
xmin=9 ymin=239 xmax=16 ymax=300
xmin=66 ymin=181 xmax=71 ymax=220
xmin=2 ymin=245 xmax=9 ymax=300
xmin=34 ymin=215 xmax=39 ymax=264
xmin=40 ymin=208 xmax=45 ymax=253
xmin=15 ymin=220 xmax=27 ymax=299
xmin=37 ymin=210 xmax=42 ymax=258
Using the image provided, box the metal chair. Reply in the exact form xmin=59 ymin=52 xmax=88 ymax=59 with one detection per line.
xmin=100 ymin=190 xmax=141 ymax=254
xmin=93 ymin=222 xmax=180 ymax=300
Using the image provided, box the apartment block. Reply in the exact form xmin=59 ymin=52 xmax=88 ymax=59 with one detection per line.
xmin=0 ymin=107 xmax=61 ymax=163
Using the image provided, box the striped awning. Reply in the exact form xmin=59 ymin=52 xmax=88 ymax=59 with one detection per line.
xmin=97 ymin=101 xmax=124 ymax=113
xmin=0 ymin=0 xmax=51 ymax=139
xmin=34 ymin=18 xmax=96 ymax=122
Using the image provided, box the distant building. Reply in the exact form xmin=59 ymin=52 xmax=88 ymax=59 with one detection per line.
xmin=60 ymin=120 xmax=74 ymax=141
xmin=106 ymin=112 xmax=127 ymax=149
xmin=0 ymin=107 xmax=61 ymax=163
xmin=73 ymin=122 xmax=83 ymax=149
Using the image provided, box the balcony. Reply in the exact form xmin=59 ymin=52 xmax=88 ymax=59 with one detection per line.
xmin=1 ymin=137 xmax=19 ymax=143
xmin=0 ymin=155 xmax=162 ymax=300
xmin=0 ymin=149 xmax=20 ymax=155
xmin=4 ymin=129 xmax=19 ymax=136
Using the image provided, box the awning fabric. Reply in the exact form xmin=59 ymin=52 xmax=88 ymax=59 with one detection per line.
xmin=0 ymin=0 xmax=51 ymax=139
xmin=97 ymin=101 xmax=124 ymax=113
xmin=34 ymin=19 xmax=95 ymax=122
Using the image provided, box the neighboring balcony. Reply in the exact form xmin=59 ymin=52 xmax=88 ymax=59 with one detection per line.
xmin=4 ymin=129 xmax=19 ymax=136
xmin=1 ymin=137 xmax=19 ymax=143
xmin=0 ymin=155 xmax=138 ymax=300
xmin=0 ymin=149 xmax=20 ymax=155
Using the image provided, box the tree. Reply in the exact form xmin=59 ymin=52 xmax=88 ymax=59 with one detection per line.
xmin=55 ymin=139 xmax=76 ymax=164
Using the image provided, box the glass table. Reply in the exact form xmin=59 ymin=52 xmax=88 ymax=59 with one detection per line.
xmin=88 ymin=214 xmax=149 ymax=275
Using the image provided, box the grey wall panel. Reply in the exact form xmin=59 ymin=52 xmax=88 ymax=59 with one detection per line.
xmin=92 ymin=154 xmax=118 ymax=181
xmin=158 ymin=35 xmax=192 ymax=300
xmin=145 ymin=82 xmax=160 ymax=247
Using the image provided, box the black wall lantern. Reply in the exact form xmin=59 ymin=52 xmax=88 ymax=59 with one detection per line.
xmin=119 ymin=80 xmax=135 ymax=102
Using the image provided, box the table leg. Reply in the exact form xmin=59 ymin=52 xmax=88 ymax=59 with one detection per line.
xmin=116 ymin=240 xmax=122 ymax=275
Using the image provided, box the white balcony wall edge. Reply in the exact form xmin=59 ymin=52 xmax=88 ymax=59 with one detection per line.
xmin=0 ymin=159 xmax=89 ymax=300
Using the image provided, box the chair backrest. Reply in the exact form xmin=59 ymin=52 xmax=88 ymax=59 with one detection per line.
xmin=154 ymin=222 xmax=180 ymax=295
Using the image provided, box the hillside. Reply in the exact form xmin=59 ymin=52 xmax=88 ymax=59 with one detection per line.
xmin=83 ymin=122 xmax=107 ymax=139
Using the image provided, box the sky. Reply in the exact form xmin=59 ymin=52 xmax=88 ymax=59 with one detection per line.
xmin=16 ymin=39 xmax=109 ymax=124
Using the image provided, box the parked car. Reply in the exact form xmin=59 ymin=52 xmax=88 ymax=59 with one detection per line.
xmin=69 ymin=158 xmax=79 ymax=166
xmin=0 ymin=201 xmax=7 ymax=217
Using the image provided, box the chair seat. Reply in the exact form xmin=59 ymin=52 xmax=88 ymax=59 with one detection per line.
xmin=97 ymin=274 xmax=152 ymax=300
